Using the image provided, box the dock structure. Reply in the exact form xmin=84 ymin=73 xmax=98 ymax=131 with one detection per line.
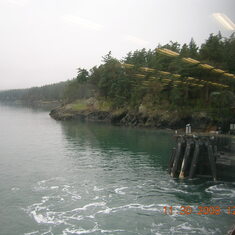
xmin=168 ymin=134 xmax=235 ymax=181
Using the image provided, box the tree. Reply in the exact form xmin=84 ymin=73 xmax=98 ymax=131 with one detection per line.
xmin=224 ymin=33 xmax=235 ymax=73
xmin=188 ymin=38 xmax=199 ymax=58
xmin=199 ymin=32 xmax=225 ymax=66
xmin=76 ymin=68 xmax=89 ymax=83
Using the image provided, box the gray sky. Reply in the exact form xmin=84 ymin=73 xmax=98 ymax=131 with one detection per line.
xmin=0 ymin=0 xmax=234 ymax=90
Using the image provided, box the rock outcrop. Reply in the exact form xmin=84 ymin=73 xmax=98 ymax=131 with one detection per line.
xmin=50 ymin=105 xmax=216 ymax=131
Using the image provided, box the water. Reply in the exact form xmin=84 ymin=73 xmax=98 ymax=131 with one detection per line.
xmin=0 ymin=104 xmax=234 ymax=235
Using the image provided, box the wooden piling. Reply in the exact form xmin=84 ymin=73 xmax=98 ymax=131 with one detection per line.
xmin=171 ymin=137 xmax=185 ymax=178
xmin=188 ymin=139 xmax=201 ymax=179
xmin=179 ymin=139 xmax=194 ymax=179
xmin=168 ymin=147 xmax=176 ymax=174
xmin=206 ymin=141 xmax=217 ymax=181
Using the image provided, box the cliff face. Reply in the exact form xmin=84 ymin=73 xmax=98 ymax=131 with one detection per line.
xmin=49 ymin=99 xmax=216 ymax=131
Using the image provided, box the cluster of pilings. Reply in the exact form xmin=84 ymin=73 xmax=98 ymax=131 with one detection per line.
xmin=168 ymin=135 xmax=220 ymax=181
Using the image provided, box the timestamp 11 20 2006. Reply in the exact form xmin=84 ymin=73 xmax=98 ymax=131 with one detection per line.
xmin=163 ymin=206 xmax=235 ymax=215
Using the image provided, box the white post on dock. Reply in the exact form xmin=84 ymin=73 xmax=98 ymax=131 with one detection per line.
xmin=186 ymin=124 xmax=191 ymax=134
xmin=230 ymin=124 xmax=235 ymax=130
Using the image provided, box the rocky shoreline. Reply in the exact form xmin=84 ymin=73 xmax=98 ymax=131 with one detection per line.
xmin=49 ymin=104 xmax=218 ymax=131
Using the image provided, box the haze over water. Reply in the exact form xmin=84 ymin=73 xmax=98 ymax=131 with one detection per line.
xmin=0 ymin=103 xmax=234 ymax=235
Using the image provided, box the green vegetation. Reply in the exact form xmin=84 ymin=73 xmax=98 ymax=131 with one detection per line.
xmin=69 ymin=98 xmax=111 ymax=112
xmin=63 ymin=32 xmax=235 ymax=122
xmin=1 ymin=32 xmax=235 ymax=123
xmin=0 ymin=81 xmax=68 ymax=103
xmin=71 ymin=100 xmax=87 ymax=111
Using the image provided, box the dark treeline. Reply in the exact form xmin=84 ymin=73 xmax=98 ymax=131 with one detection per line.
xmin=0 ymin=81 xmax=68 ymax=103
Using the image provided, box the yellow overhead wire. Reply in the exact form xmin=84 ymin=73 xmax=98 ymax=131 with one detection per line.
xmin=122 ymin=63 xmax=229 ymax=89
xmin=162 ymin=78 xmax=171 ymax=83
xmin=156 ymin=48 xmax=235 ymax=79
xmin=213 ymin=69 xmax=225 ymax=74
xmin=139 ymin=67 xmax=155 ymax=73
xmin=172 ymin=74 xmax=181 ymax=78
xmin=133 ymin=74 xmax=145 ymax=78
xmin=182 ymin=58 xmax=200 ymax=64
xmin=156 ymin=48 xmax=180 ymax=57
xmin=159 ymin=71 xmax=171 ymax=76
xmin=122 ymin=63 xmax=134 ymax=68
xmin=224 ymin=72 xmax=235 ymax=78
xmin=199 ymin=64 xmax=215 ymax=70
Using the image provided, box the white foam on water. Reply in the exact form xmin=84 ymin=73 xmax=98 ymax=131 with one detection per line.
xmin=30 ymin=211 xmax=65 ymax=225
xmin=32 ymin=186 xmax=49 ymax=192
xmin=96 ymin=203 xmax=162 ymax=216
xmin=67 ymin=214 xmax=84 ymax=221
xmin=71 ymin=195 xmax=81 ymax=201
xmin=205 ymin=184 xmax=235 ymax=198
xmin=177 ymin=222 xmax=192 ymax=230
xmin=61 ymin=186 xmax=82 ymax=200
xmin=37 ymin=180 xmax=47 ymax=185
xmin=62 ymin=227 xmax=126 ymax=235
xmin=38 ymin=177 xmax=65 ymax=184
xmin=93 ymin=186 xmax=104 ymax=192
xmin=62 ymin=184 xmax=72 ymax=188
xmin=207 ymin=184 xmax=225 ymax=191
xmin=97 ymin=207 xmax=112 ymax=214
xmin=71 ymin=202 xmax=107 ymax=212
xmin=50 ymin=186 xmax=59 ymax=190
xmin=158 ymin=203 xmax=171 ymax=207
xmin=100 ymin=229 xmax=126 ymax=233
xmin=24 ymin=231 xmax=39 ymax=235
xmin=114 ymin=187 xmax=128 ymax=195
xmin=158 ymin=186 xmax=193 ymax=195
xmin=24 ymin=197 xmax=49 ymax=215
xmin=25 ymin=194 xmax=73 ymax=226
xmin=33 ymin=178 xmax=68 ymax=192
xmin=31 ymin=211 xmax=49 ymax=224
xmin=24 ymin=176 xmax=232 ymax=235
xmin=62 ymin=225 xmax=98 ymax=235
xmin=25 ymin=191 xmax=110 ymax=229
xmin=11 ymin=187 xmax=20 ymax=191
xmin=41 ymin=227 xmax=53 ymax=235
xmin=168 ymin=222 xmax=222 ymax=235
xmin=62 ymin=186 xmax=72 ymax=192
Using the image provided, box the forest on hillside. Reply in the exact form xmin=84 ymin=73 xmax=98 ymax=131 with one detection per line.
xmin=0 ymin=81 xmax=68 ymax=103
xmin=63 ymin=32 xmax=235 ymax=121
xmin=1 ymin=32 xmax=235 ymax=121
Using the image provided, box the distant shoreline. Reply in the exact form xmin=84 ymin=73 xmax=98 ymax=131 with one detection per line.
xmin=0 ymin=100 xmax=61 ymax=110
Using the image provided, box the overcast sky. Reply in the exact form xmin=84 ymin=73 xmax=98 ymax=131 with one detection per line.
xmin=0 ymin=0 xmax=234 ymax=90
